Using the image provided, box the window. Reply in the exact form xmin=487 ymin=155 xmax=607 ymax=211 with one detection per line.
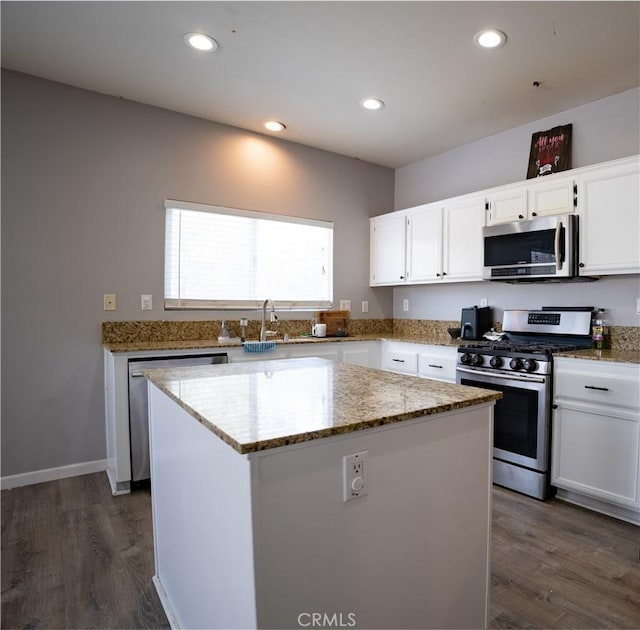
xmin=164 ymin=200 xmax=333 ymax=310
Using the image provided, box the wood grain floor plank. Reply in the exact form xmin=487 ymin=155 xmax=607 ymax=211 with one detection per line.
xmin=3 ymin=474 xmax=639 ymax=629
xmin=490 ymin=486 xmax=640 ymax=629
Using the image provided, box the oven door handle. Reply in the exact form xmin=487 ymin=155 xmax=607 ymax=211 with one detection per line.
xmin=456 ymin=366 xmax=546 ymax=384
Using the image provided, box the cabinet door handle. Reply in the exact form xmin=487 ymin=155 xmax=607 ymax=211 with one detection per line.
xmin=392 ymin=358 xmax=405 ymax=363
xmin=531 ymin=212 xmax=537 ymax=217
xmin=518 ymin=214 xmax=524 ymax=219
xmin=428 ymin=364 xmax=443 ymax=369
xmin=584 ymin=385 xmax=609 ymax=392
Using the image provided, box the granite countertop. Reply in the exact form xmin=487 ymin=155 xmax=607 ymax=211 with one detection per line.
xmin=555 ymin=348 xmax=640 ymax=365
xmin=103 ymin=333 xmax=464 ymax=353
xmin=144 ymin=357 xmax=501 ymax=454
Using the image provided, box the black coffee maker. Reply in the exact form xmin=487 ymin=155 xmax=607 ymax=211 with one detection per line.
xmin=460 ymin=306 xmax=492 ymax=340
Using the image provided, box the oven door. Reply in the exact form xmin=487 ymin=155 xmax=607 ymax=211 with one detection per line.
xmin=456 ymin=366 xmax=550 ymax=472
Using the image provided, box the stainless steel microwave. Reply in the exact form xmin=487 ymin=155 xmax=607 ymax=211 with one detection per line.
xmin=482 ymin=214 xmax=578 ymax=281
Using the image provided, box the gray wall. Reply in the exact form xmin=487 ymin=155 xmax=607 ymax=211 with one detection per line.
xmin=392 ymin=88 xmax=640 ymax=325
xmin=1 ymin=70 xmax=394 ymax=477
xmin=395 ymin=88 xmax=640 ymax=208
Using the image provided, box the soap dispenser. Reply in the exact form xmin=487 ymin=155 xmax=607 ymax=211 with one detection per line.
xmin=218 ymin=320 xmax=230 ymax=342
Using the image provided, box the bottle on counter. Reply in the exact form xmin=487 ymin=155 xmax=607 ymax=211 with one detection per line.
xmin=591 ymin=309 xmax=610 ymax=350
xmin=239 ymin=318 xmax=247 ymax=343
xmin=218 ymin=320 xmax=230 ymax=342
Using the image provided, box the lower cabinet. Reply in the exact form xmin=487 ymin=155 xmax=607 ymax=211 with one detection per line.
xmin=284 ymin=340 xmax=380 ymax=367
xmin=381 ymin=345 xmax=419 ymax=374
xmin=380 ymin=340 xmax=457 ymax=383
xmin=551 ymin=357 xmax=640 ymax=524
xmin=418 ymin=346 xmax=457 ymax=383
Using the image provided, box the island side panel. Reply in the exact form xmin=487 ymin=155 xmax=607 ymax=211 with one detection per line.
xmin=251 ymin=404 xmax=494 ymax=630
xmin=148 ymin=383 xmax=258 ymax=630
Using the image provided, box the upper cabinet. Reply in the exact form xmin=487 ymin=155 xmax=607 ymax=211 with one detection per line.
xmin=370 ymin=195 xmax=485 ymax=287
xmin=442 ymin=196 xmax=486 ymax=282
xmin=371 ymin=155 xmax=640 ymax=287
xmin=485 ymin=175 xmax=576 ymax=225
xmin=575 ymin=156 xmax=640 ymax=276
xmin=369 ymin=212 xmax=407 ymax=285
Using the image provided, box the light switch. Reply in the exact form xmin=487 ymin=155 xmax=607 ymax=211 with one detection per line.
xmin=141 ymin=294 xmax=153 ymax=311
xmin=362 ymin=300 xmax=369 ymax=313
xmin=340 ymin=300 xmax=351 ymax=311
xmin=103 ymin=294 xmax=116 ymax=311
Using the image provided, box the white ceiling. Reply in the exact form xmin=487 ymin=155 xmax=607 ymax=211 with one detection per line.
xmin=2 ymin=1 xmax=639 ymax=168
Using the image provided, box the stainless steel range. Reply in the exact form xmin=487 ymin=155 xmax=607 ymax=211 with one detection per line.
xmin=456 ymin=309 xmax=593 ymax=499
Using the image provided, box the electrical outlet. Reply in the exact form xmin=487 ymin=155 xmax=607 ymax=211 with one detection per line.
xmin=361 ymin=300 xmax=369 ymax=313
xmin=141 ymin=294 xmax=153 ymax=311
xmin=103 ymin=294 xmax=116 ymax=311
xmin=637 ymin=298 xmax=640 ymax=315
xmin=403 ymin=299 xmax=409 ymax=312
xmin=340 ymin=300 xmax=351 ymax=311
xmin=343 ymin=450 xmax=368 ymax=501
xmin=480 ymin=298 xmax=488 ymax=307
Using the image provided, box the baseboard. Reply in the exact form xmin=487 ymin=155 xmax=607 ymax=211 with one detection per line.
xmin=153 ymin=575 xmax=180 ymax=629
xmin=1 ymin=459 xmax=107 ymax=490
xmin=555 ymin=488 xmax=640 ymax=526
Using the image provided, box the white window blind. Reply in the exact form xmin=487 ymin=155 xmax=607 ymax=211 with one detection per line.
xmin=164 ymin=200 xmax=333 ymax=310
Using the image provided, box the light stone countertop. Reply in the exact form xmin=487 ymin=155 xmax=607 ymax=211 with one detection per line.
xmin=144 ymin=357 xmax=501 ymax=454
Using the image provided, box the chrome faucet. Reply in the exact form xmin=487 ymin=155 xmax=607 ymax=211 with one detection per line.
xmin=260 ymin=298 xmax=278 ymax=341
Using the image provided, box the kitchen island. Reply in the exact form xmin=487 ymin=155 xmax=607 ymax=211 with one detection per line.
xmin=146 ymin=357 xmax=501 ymax=630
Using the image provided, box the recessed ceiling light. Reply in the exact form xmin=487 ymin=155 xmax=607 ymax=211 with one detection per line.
xmin=264 ymin=121 xmax=286 ymax=132
xmin=361 ymin=98 xmax=385 ymax=111
xmin=184 ymin=32 xmax=218 ymax=52
xmin=473 ymin=29 xmax=507 ymax=49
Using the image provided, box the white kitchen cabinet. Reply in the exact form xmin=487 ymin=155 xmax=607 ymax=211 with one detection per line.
xmin=485 ymin=186 xmax=528 ymax=224
xmin=485 ymin=176 xmax=575 ymax=225
xmin=418 ymin=345 xmax=457 ymax=383
xmin=373 ymin=195 xmax=484 ymax=286
xmin=575 ymin=155 xmax=640 ymax=276
xmin=442 ymin=196 xmax=485 ymax=282
xmin=381 ymin=340 xmax=457 ymax=383
xmin=551 ymin=357 xmax=640 ymax=524
xmin=370 ymin=212 xmax=407 ymax=286
xmin=341 ymin=341 xmax=381 ymax=368
xmin=381 ymin=345 xmax=418 ymax=375
xmin=406 ymin=203 xmax=442 ymax=283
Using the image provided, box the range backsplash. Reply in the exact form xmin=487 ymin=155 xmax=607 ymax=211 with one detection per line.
xmin=102 ymin=318 xmax=639 ymax=351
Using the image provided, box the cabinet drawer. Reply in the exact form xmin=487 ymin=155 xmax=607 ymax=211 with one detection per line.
xmin=555 ymin=368 xmax=640 ymax=409
xmin=382 ymin=350 xmax=418 ymax=375
xmin=418 ymin=353 xmax=457 ymax=383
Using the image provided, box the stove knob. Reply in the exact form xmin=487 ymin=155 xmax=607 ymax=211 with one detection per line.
xmin=510 ymin=358 xmax=524 ymax=371
xmin=490 ymin=356 xmax=504 ymax=368
xmin=460 ymin=353 xmax=472 ymax=365
xmin=471 ymin=354 xmax=484 ymax=367
xmin=523 ymin=359 xmax=538 ymax=373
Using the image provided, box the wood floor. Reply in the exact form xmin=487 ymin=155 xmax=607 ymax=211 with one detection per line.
xmin=2 ymin=473 xmax=639 ymax=629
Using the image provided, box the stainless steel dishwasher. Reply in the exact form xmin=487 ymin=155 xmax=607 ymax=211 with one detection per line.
xmin=128 ymin=352 xmax=228 ymax=483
